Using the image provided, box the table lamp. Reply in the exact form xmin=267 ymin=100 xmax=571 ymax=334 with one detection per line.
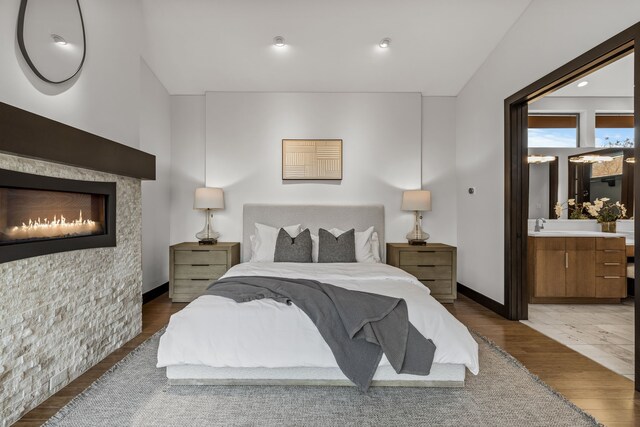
xmin=194 ymin=187 xmax=224 ymax=244
xmin=401 ymin=190 xmax=431 ymax=245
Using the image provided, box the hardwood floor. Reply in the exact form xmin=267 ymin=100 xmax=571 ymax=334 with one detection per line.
xmin=446 ymin=296 xmax=639 ymax=426
xmin=13 ymin=293 xmax=640 ymax=426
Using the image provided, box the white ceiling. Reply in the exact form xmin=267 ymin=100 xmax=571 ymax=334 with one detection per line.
xmin=141 ymin=0 xmax=531 ymax=95
xmin=548 ymin=53 xmax=634 ymax=97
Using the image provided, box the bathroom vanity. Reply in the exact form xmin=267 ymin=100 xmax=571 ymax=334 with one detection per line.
xmin=528 ymin=232 xmax=627 ymax=303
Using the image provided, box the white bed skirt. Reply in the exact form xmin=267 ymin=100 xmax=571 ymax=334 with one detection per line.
xmin=166 ymin=363 xmax=465 ymax=388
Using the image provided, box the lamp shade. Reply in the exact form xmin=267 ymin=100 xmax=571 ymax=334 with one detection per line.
xmin=194 ymin=187 xmax=224 ymax=210
xmin=401 ymin=190 xmax=431 ymax=212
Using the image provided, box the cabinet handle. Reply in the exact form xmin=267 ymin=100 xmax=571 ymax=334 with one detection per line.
xmin=422 ymin=279 xmax=436 ymax=282
xmin=565 ymin=252 xmax=569 ymax=269
xmin=191 ymin=278 xmax=211 ymax=281
xmin=417 ymin=251 xmax=436 ymax=253
xmin=418 ymin=265 xmax=436 ymax=267
xmin=191 ymin=264 xmax=210 ymax=267
xmin=603 ymin=250 xmax=619 ymax=253
xmin=604 ymin=262 xmax=621 ymax=266
xmin=191 ymin=250 xmax=211 ymax=252
xmin=603 ymin=276 xmax=621 ymax=279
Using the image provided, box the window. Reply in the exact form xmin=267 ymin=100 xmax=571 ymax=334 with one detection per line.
xmin=595 ymin=114 xmax=634 ymax=147
xmin=528 ymin=114 xmax=579 ymax=148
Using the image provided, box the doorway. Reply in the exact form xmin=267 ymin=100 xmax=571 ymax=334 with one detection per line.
xmin=504 ymin=23 xmax=640 ymax=388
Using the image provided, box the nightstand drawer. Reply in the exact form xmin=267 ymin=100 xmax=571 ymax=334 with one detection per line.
xmin=170 ymin=242 xmax=240 ymax=303
xmin=399 ymin=251 xmax=452 ymax=266
xmin=420 ymin=280 xmax=453 ymax=295
xmin=172 ymin=279 xmax=214 ymax=293
xmin=386 ymin=242 xmax=457 ymax=303
xmin=402 ymin=265 xmax=452 ymax=280
xmin=174 ymin=264 xmax=227 ymax=279
xmin=174 ymin=250 xmax=227 ymax=265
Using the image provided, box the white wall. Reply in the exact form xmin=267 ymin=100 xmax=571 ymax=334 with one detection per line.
xmin=168 ymin=93 xmax=459 ymax=254
xmin=0 ymin=1 xmax=174 ymax=294
xmin=456 ymin=0 xmax=640 ymax=303
xmin=140 ymin=60 xmax=171 ymax=292
xmin=169 ymin=96 xmax=207 ymax=245
xmin=204 ymin=92 xmax=422 ymax=250
xmin=0 ymin=0 xmax=142 ymax=148
xmin=422 ymin=97 xmax=457 ymax=246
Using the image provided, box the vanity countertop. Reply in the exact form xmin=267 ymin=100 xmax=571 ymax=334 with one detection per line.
xmin=528 ymin=230 xmax=633 ymax=245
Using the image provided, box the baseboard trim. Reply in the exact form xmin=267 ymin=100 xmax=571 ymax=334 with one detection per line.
xmin=143 ymin=282 xmax=169 ymax=305
xmin=457 ymin=283 xmax=507 ymax=318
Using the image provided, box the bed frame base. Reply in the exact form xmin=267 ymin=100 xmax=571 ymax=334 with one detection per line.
xmin=166 ymin=363 xmax=465 ymax=388
xmin=168 ymin=378 xmax=464 ymax=387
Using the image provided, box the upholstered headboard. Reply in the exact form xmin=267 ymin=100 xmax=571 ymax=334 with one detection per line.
xmin=242 ymin=204 xmax=385 ymax=262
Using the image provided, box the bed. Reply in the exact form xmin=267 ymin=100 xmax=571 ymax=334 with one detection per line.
xmin=157 ymin=204 xmax=479 ymax=387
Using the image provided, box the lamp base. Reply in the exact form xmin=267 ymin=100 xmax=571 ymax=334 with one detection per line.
xmin=198 ymin=239 xmax=217 ymax=245
xmin=408 ymin=239 xmax=427 ymax=246
xmin=196 ymin=209 xmax=220 ymax=244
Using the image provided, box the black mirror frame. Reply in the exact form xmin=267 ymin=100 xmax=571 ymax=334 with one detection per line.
xmin=16 ymin=0 xmax=87 ymax=84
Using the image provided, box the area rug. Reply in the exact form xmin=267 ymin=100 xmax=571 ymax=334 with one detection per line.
xmin=43 ymin=330 xmax=600 ymax=427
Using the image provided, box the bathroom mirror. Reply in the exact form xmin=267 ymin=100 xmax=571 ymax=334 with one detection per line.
xmin=568 ymin=147 xmax=634 ymax=216
xmin=527 ymin=155 xmax=558 ymax=219
xmin=17 ymin=0 xmax=86 ymax=84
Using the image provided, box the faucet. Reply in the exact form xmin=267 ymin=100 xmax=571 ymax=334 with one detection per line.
xmin=534 ymin=218 xmax=546 ymax=232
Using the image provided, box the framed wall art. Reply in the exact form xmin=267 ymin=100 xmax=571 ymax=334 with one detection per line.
xmin=282 ymin=139 xmax=343 ymax=180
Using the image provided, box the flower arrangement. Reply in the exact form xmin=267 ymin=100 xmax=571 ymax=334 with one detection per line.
xmin=554 ymin=199 xmax=588 ymax=219
xmin=590 ymin=198 xmax=627 ymax=223
xmin=554 ymin=198 xmax=626 ymax=223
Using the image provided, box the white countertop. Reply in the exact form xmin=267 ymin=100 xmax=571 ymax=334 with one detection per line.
xmin=528 ymin=230 xmax=634 ymax=245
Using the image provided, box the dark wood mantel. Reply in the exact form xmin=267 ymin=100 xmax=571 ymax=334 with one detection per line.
xmin=0 ymin=101 xmax=155 ymax=180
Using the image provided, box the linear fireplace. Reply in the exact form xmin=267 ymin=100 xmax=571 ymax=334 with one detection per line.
xmin=0 ymin=169 xmax=116 ymax=263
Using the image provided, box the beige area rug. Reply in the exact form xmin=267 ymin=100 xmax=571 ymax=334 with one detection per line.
xmin=43 ymin=330 xmax=600 ymax=426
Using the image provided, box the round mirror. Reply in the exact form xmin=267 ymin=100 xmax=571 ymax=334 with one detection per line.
xmin=17 ymin=0 xmax=86 ymax=84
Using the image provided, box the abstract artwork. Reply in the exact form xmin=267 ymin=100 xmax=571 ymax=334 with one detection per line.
xmin=282 ymin=139 xmax=343 ymax=180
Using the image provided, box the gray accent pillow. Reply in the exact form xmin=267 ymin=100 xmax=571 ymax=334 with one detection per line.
xmin=318 ymin=228 xmax=356 ymax=263
xmin=274 ymin=228 xmax=313 ymax=263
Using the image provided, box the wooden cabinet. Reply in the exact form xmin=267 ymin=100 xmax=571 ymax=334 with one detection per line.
xmin=387 ymin=243 xmax=457 ymax=303
xmin=529 ymin=236 xmax=626 ymax=303
xmin=595 ymin=237 xmax=626 ymax=298
xmin=565 ymin=238 xmax=596 ymax=298
xmin=169 ymin=242 xmax=240 ymax=302
xmin=532 ymin=237 xmax=567 ymax=297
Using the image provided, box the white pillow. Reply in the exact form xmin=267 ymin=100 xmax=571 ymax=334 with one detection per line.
xmin=311 ymin=233 xmax=319 ymax=263
xmin=251 ymin=223 xmax=302 ymax=262
xmin=329 ymin=226 xmax=377 ymax=263
xmin=371 ymin=232 xmax=381 ymax=263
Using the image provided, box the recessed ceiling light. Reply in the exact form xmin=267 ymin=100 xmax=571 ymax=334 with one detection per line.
xmin=51 ymin=34 xmax=67 ymax=45
xmin=273 ymin=36 xmax=285 ymax=47
xmin=379 ymin=38 xmax=391 ymax=48
xmin=577 ymin=81 xmax=589 ymax=88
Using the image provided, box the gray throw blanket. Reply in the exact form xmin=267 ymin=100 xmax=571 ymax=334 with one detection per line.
xmin=204 ymin=276 xmax=436 ymax=391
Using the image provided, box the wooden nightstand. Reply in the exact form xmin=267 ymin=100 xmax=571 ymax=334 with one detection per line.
xmin=169 ymin=242 xmax=240 ymax=302
xmin=386 ymin=243 xmax=457 ymax=303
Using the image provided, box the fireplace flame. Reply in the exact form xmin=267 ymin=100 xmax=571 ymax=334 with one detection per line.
xmin=6 ymin=210 xmax=102 ymax=240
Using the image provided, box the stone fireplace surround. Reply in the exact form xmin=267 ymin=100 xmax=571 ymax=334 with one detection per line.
xmin=0 ymin=152 xmax=143 ymax=426
xmin=0 ymin=102 xmax=155 ymax=426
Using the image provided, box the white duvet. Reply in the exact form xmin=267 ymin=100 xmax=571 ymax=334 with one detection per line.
xmin=157 ymin=263 xmax=479 ymax=375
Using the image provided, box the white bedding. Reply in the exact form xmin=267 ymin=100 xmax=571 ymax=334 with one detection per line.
xmin=157 ymin=263 xmax=479 ymax=375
